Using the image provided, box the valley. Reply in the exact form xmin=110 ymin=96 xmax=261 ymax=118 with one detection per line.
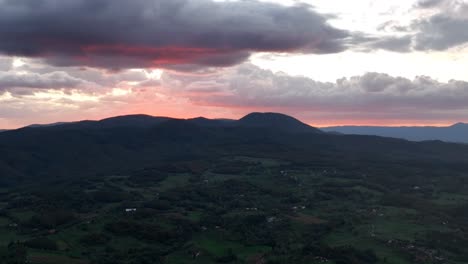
xmin=1 ymin=113 xmax=468 ymax=263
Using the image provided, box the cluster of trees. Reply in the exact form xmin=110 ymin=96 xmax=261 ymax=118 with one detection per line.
xmin=24 ymin=237 xmax=57 ymax=251
xmin=106 ymin=220 xmax=171 ymax=242
xmin=89 ymin=246 xmax=165 ymax=264
xmin=0 ymin=242 xmax=27 ymax=264
xmin=27 ymin=209 xmax=76 ymax=229
xmin=80 ymin=233 xmax=111 ymax=246
xmin=424 ymin=231 xmax=468 ymax=262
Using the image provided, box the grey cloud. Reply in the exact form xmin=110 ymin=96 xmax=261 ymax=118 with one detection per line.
xmin=377 ymin=20 xmax=413 ymax=34
xmin=0 ymin=57 xmax=12 ymax=71
xmin=162 ymin=64 xmax=468 ymax=117
xmin=137 ymin=79 xmax=162 ymax=88
xmin=416 ymin=0 xmax=446 ymax=8
xmin=412 ymin=14 xmax=468 ymax=50
xmin=0 ymin=0 xmax=349 ymax=70
xmin=0 ymin=71 xmax=86 ymax=90
xmin=373 ymin=0 xmax=468 ymax=51
xmin=368 ymin=36 xmax=413 ymax=52
xmin=12 ymin=59 xmax=149 ymax=88
xmin=2 ymin=62 xmax=468 ymax=126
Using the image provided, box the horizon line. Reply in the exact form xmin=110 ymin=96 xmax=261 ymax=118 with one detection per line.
xmin=0 ymin=112 xmax=465 ymax=130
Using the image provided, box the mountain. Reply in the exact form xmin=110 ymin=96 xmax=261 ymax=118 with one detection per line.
xmin=238 ymin=112 xmax=321 ymax=133
xmin=1 ymin=112 xmax=467 ymax=186
xmin=95 ymin=114 xmax=172 ymax=128
xmin=17 ymin=115 xmax=173 ymax=132
xmin=27 ymin=122 xmax=71 ymax=128
xmin=16 ymin=112 xmax=318 ymax=133
xmin=322 ymin=123 xmax=468 ymax=143
xmin=187 ymin=117 xmax=235 ymax=127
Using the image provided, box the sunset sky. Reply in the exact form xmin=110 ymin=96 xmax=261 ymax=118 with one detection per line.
xmin=1 ymin=0 xmax=468 ymax=129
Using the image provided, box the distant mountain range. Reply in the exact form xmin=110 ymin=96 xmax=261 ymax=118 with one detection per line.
xmin=1 ymin=112 xmax=468 ymax=187
xmin=4 ymin=116 xmax=468 ymax=144
xmin=14 ymin=112 xmax=321 ymax=134
xmin=322 ymin=123 xmax=468 ymax=143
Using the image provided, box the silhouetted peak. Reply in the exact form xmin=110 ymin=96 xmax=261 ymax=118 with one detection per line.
xmin=238 ymin=112 xmax=320 ymax=133
xmin=187 ymin=117 xmax=235 ymax=127
xmin=97 ymin=115 xmax=172 ymax=128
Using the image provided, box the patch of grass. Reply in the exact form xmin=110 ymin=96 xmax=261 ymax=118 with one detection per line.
xmin=28 ymin=251 xmax=89 ymax=264
xmin=324 ymin=233 xmax=411 ymax=264
xmin=10 ymin=210 xmax=35 ymax=222
xmin=371 ymin=220 xmax=426 ymax=241
xmin=227 ymin=156 xmax=288 ymax=167
xmin=108 ymin=236 xmax=150 ymax=252
xmin=187 ymin=211 xmax=202 ymax=222
xmin=0 ymin=228 xmax=23 ymax=246
xmin=290 ymin=213 xmax=327 ymax=225
xmin=193 ymin=233 xmax=271 ymax=260
xmin=158 ymin=173 xmax=191 ymax=191
xmin=432 ymin=192 xmax=468 ymax=206
xmin=0 ymin=216 xmax=10 ymax=227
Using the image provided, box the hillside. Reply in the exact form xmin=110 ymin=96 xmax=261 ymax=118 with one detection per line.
xmin=1 ymin=113 xmax=467 ymax=185
xmin=238 ymin=112 xmax=321 ymax=133
xmin=322 ymin=123 xmax=468 ymax=143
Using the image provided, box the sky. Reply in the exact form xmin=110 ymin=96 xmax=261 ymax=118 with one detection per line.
xmin=0 ymin=0 xmax=468 ymax=128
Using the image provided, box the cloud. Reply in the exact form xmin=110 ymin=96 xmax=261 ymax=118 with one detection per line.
xmin=0 ymin=0 xmax=349 ymax=70
xmin=4 ymin=58 xmax=152 ymax=89
xmin=368 ymin=36 xmax=413 ymax=52
xmin=2 ymin=60 xmax=468 ymax=128
xmin=416 ymin=0 xmax=446 ymax=8
xmin=0 ymin=71 xmax=86 ymax=91
xmin=373 ymin=0 xmax=468 ymax=51
xmin=161 ymin=63 xmax=468 ymax=122
xmin=0 ymin=57 xmax=12 ymax=71
xmin=412 ymin=12 xmax=468 ymax=50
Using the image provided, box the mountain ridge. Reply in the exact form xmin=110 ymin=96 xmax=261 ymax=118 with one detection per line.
xmin=322 ymin=123 xmax=468 ymax=143
xmin=9 ymin=112 xmax=320 ymax=134
xmin=1 ymin=112 xmax=468 ymax=187
xmin=238 ymin=112 xmax=321 ymax=133
xmin=5 ymin=117 xmax=468 ymax=143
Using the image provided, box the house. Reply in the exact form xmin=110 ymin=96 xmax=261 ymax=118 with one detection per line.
xmin=267 ymin=216 xmax=277 ymax=223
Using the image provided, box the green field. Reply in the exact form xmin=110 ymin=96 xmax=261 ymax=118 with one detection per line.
xmin=1 ymin=154 xmax=468 ymax=264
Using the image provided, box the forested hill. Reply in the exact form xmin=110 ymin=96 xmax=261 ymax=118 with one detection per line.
xmin=2 ymin=113 xmax=468 ymax=264
xmin=1 ymin=112 xmax=468 ymax=186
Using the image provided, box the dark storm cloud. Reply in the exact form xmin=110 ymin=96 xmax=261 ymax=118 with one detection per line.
xmin=0 ymin=71 xmax=85 ymax=91
xmin=372 ymin=0 xmax=468 ymax=52
xmin=0 ymin=0 xmax=350 ymax=70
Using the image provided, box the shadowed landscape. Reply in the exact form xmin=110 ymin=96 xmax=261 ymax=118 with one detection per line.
xmin=1 ymin=113 xmax=468 ymax=264
xmin=1 ymin=0 xmax=468 ymax=263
